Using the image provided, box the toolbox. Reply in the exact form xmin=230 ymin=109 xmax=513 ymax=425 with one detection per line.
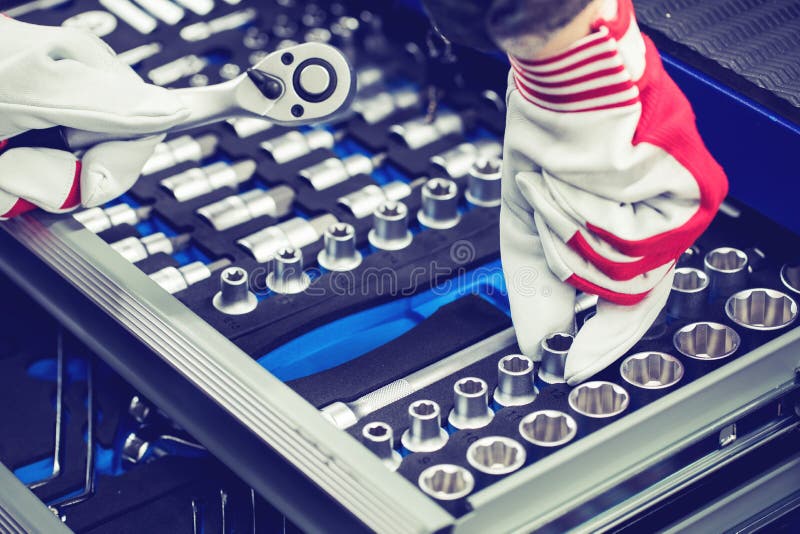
xmin=1 ymin=0 xmax=799 ymax=532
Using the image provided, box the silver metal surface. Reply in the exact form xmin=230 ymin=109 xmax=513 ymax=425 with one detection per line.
xmin=466 ymin=437 xmax=526 ymax=476
xmin=299 ymin=153 xmax=383 ymax=191
xmin=122 ymin=432 xmax=150 ymax=464
xmin=538 ymin=332 xmax=573 ymax=384
xmin=667 ymin=267 xmax=709 ymax=319
xmin=466 ymin=156 xmax=503 ymax=208
xmin=261 ymin=129 xmax=336 ymax=164
xmin=518 ymin=410 xmax=578 ymax=447
xmin=267 ymin=248 xmax=311 ymax=294
xmin=725 ymin=288 xmax=798 ymax=331
xmin=368 ymin=201 xmax=413 ymax=251
xmin=110 ymin=232 xmax=189 ymax=263
xmin=401 ymin=400 xmax=449 ymax=453
xmin=180 ymin=8 xmax=258 ymax=41
xmin=143 ymin=134 xmax=219 ymax=176
xmin=197 ymin=185 xmax=295 ymax=231
xmin=781 ymin=263 xmax=800 ymax=294
xmin=448 ymin=377 xmax=494 ymax=430
xmin=73 ymin=204 xmax=152 ymax=233
xmin=238 ymin=214 xmax=336 ymax=263
xmin=353 ymin=88 xmax=422 ymax=124
xmin=431 ymin=140 xmax=502 ymax=180
xmin=568 ymin=382 xmax=630 ymax=418
xmin=161 ymin=160 xmax=257 ymax=202
xmin=704 ymin=247 xmax=749 ymax=297
xmin=361 ymin=422 xmax=402 ymax=471
xmin=150 ymin=258 xmax=230 ymax=295
xmin=338 ymin=180 xmax=419 ymax=219
xmin=620 ymin=352 xmax=684 ymax=390
xmin=389 ymin=111 xmax=464 ymax=149
xmin=317 ymin=223 xmax=362 ymax=271
xmin=212 ymin=267 xmax=258 ymax=315
xmin=63 ymin=10 xmax=118 ymax=36
xmin=136 ymin=0 xmax=184 ymax=25
xmin=673 ymin=322 xmax=741 ymax=360
xmin=0 ymin=461 xmax=72 ymax=534
xmin=419 ymin=465 xmax=475 ymax=501
xmin=99 ymin=0 xmax=156 ymax=34
xmin=418 ymin=178 xmax=461 ymax=230
xmin=494 ymin=354 xmax=537 ymax=407
xmin=227 ymin=117 xmax=273 ymax=138
xmin=118 ymin=42 xmax=163 ymax=65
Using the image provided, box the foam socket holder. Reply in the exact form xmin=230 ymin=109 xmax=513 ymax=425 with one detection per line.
xmin=724 ymin=288 xmax=798 ymax=331
xmin=568 ymin=382 xmax=630 ymax=419
xmin=673 ymin=322 xmax=741 ymax=360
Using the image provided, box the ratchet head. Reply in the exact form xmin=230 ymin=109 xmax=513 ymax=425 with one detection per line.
xmin=239 ymin=42 xmax=356 ymax=126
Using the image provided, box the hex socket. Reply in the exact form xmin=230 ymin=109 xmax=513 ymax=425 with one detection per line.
xmin=448 ymin=377 xmax=494 ymax=430
xmin=494 ymin=354 xmax=537 ymax=407
xmin=704 ymin=247 xmax=748 ymax=297
xmin=673 ymin=322 xmax=740 ymax=360
xmin=518 ymin=410 xmax=578 ymax=447
xmin=620 ymin=352 xmax=684 ymax=389
xmin=667 ymin=267 xmax=709 ymax=319
xmin=466 ymin=436 xmax=526 ymax=476
xmin=361 ymin=422 xmax=401 ymax=471
xmin=418 ymin=464 xmax=475 ymax=501
xmin=538 ymin=332 xmax=573 ymax=384
xmin=725 ymin=288 xmax=798 ymax=331
xmin=568 ymin=381 xmax=630 ymax=418
xmin=401 ymin=400 xmax=449 ymax=453
xmin=781 ymin=263 xmax=800 ymax=295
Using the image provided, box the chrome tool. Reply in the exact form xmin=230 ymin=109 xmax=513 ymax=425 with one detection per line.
xmin=466 ymin=437 xmax=526 ymax=476
xmin=212 ymin=266 xmax=258 ymax=315
xmin=239 ymin=214 xmax=337 ymax=263
xmin=494 ymin=354 xmax=537 ymax=407
xmin=368 ymin=201 xmax=413 ymax=251
xmin=448 ymin=377 xmax=493 ymax=430
xmin=361 ymin=422 xmax=402 ymax=471
xmin=161 ymin=160 xmax=257 ymax=202
xmin=620 ymin=352 xmax=684 ymax=389
xmin=417 ymin=178 xmax=460 ymax=230
xmin=568 ymin=382 xmax=630 ymax=418
xmin=518 ymin=410 xmax=577 ymax=447
xmin=196 ymin=185 xmax=295 ymax=231
xmin=266 ymin=248 xmax=311 ymax=294
xmin=317 ymin=223 xmax=362 ymax=272
xmin=401 ymin=400 xmax=449 ymax=453
xmin=73 ymin=204 xmax=153 ymax=233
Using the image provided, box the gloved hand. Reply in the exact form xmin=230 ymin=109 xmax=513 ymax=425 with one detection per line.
xmin=0 ymin=17 xmax=189 ymax=219
xmin=500 ymin=0 xmax=727 ymax=384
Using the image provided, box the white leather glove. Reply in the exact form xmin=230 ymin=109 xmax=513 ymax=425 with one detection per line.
xmin=500 ymin=0 xmax=727 ymax=384
xmin=0 ymin=17 xmax=189 ymax=219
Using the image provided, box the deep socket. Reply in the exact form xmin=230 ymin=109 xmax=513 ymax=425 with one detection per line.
xmin=466 ymin=156 xmax=503 ymax=208
xmin=143 ymin=134 xmax=218 ymax=176
xmin=150 ymin=258 xmax=231 ymax=294
xmin=148 ymin=54 xmax=208 ymax=86
xmin=368 ymin=201 xmax=413 ymax=251
xmin=620 ymin=352 xmax=684 ymax=389
xmin=180 ymin=8 xmax=257 ymax=41
xmin=448 ymin=377 xmax=494 ymax=430
xmin=568 ymin=382 xmax=630 ymax=418
xmin=389 ymin=111 xmax=464 ymax=149
xmin=317 ymin=223 xmax=362 ymax=271
xmin=299 ymin=153 xmax=386 ymax=191
xmin=227 ymin=117 xmax=273 ymax=138
xmin=261 ymin=129 xmax=338 ymax=164
xmin=110 ymin=233 xmax=190 ymax=263
xmin=704 ymin=247 xmax=748 ymax=297
xmin=338 ymin=178 xmax=425 ymax=219
xmin=361 ymin=422 xmax=402 ymax=471
xmin=267 ymin=248 xmax=311 ymax=294
xmin=538 ymin=332 xmax=573 ymax=384
xmin=197 ymin=186 xmax=295 ymax=231
xmin=418 ymin=465 xmax=474 ymax=501
xmin=73 ymin=204 xmax=152 ymax=233
xmin=519 ymin=410 xmax=578 ymax=447
xmin=161 ymin=160 xmax=257 ymax=202
xmin=212 ymin=267 xmax=258 ymax=315
xmin=353 ymin=88 xmax=421 ymax=124
xmin=667 ymin=267 xmax=709 ymax=319
xmin=725 ymin=288 xmax=798 ymax=331
xmin=239 ymin=214 xmax=337 ymax=263
xmin=494 ymin=354 xmax=537 ymax=407
xmin=466 ymin=436 xmax=526 ymax=476
xmin=418 ymin=178 xmax=461 ymax=230
xmin=121 ymin=433 xmax=150 ymax=464
xmin=782 ymin=263 xmax=800 ymax=294
xmin=673 ymin=322 xmax=740 ymax=360
xmin=401 ymin=400 xmax=449 ymax=453
xmin=430 ymin=139 xmax=502 ymax=180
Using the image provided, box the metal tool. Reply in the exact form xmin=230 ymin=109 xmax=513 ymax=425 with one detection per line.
xmin=389 ymin=111 xmax=464 ymax=150
xmin=494 ymin=354 xmax=537 ymax=407
xmin=418 ymin=178 xmax=460 ymax=230
xmin=538 ymin=332 xmax=573 ymax=384
xmin=110 ymin=232 xmax=190 ymax=263
xmin=361 ymin=422 xmax=402 ymax=471
xmin=667 ymin=267 xmax=709 ymax=319
xmin=6 ymin=0 xmax=70 ymax=17
xmin=197 ymin=186 xmax=295 ymax=231
xmin=73 ymin=204 xmax=153 ymax=233
xmin=63 ymin=11 xmax=118 ymax=37
xmin=118 ymin=42 xmax=163 ymax=66
xmin=174 ymin=0 xmax=213 ymax=16
xmin=317 ymin=223 xmax=362 ymax=271
xmin=161 ymin=160 xmax=257 ymax=202
xmin=261 ymin=129 xmax=342 ymax=164
xmin=338 ymin=178 xmax=424 ymax=219
xmin=673 ymin=322 xmax=741 ymax=360
xmin=320 ymin=328 xmax=517 ymax=429
xmin=181 ymin=8 xmax=258 ymax=41
xmin=725 ymin=288 xmax=798 ymax=331
xmin=352 ymin=88 xmax=422 ymax=125
xmin=620 ymin=352 xmax=684 ymax=390
xmin=431 ymin=140 xmax=502 ymax=180
xmin=466 ymin=437 xmax=526 ymax=476
xmin=135 ymin=0 xmax=184 ymax=24
xmin=150 ymin=258 xmax=231 ymax=294
xmin=401 ymin=400 xmax=449 ymax=453
xmin=418 ymin=465 xmax=474 ymax=501
xmin=147 ymin=54 xmax=208 ymax=86
xmin=568 ymin=381 xmax=630 ymax=418
xmin=266 ymin=248 xmax=311 ymax=294
xmin=299 ymin=153 xmax=386 ymax=191
xmin=704 ymin=247 xmax=749 ymax=297
xmin=100 ymin=0 xmax=157 ymax=34
xmin=238 ymin=213 xmax=337 ymax=263
xmin=227 ymin=116 xmax=273 ymax=138
xmin=143 ymin=134 xmax=219 ymax=176
xmin=448 ymin=377 xmax=494 ymax=430
xmin=368 ymin=201 xmax=413 ymax=251
xmin=518 ymin=410 xmax=577 ymax=447
xmin=213 ymin=266 xmax=258 ymax=315
xmin=466 ymin=156 xmax=503 ymax=208
xmin=781 ymin=263 xmax=800 ymax=294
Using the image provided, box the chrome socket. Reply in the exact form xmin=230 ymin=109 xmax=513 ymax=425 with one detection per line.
xmin=466 ymin=437 xmax=526 ymax=476
xmin=781 ymin=263 xmax=800 ymax=294
xmin=725 ymin=288 xmax=798 ymax=331
xmin=568 ymin=381 xmax=630 ymax=418
xmin=704 ymin=247 xmax=748 ymax=297
xmin=368 ymin=201 xmax=413 ymax=251
xmin=317 ymin=223 xmax=362 ymax=271
xmin=466 ymin=156 xmax=503 ymax=208
xmin=418 ymin=178 xmax=461 ymax=230
xmin=110 ymin=232 xmax=189 ymax=263
xmin=337 ymin=181 xmax=414 ymax=219
xmin=401 ymin=400 xmax=449 ymax=453
xmin=353 ymin=87 xmax=421 ymax=124
xmin=260 ymin=129 xmax=335 ymax=164
xmin=538 ymin=332 xmax=573 ymax=384
xmin=518 ymin=410 xmax=578 ymax=447
xmin=299 ymin=153 xmax=381 ymax=191
xmin=161 ymin=160 xmax=257 ymax=202
xmin=361 ymin=422 xmax=402 ymax=471
xmin=121 ymin=433 xmax=150 ymax=464
xmin=143 ymin=134 xmax=218 ymax=176
xmin=266 ymin=248 xmax=311 ymax=295
xmin=667 ymin=267 xmax=709 ymax=319
xmin=196 ymin=186 xmax=295 ymax=231
xmin=418 ymin=464 xmax=474 ymax=501
xmin=212 ymin=267 xmax=258 ymax=315
xmin=226 ymin=117 xmax=273 ymax=138
xmin=73 ymin=204 xmax=152 ymax=233
xmin=238 ymin=213 xmax=337 ymax=263
xmin=389 ymin=111 xmax=464 ymax=150
xmin=430 ymin=139 xmax=502 ymax=180
xmin=620 ymin=352 xmax=684 ymax=389
xmin=150 ymin=258 xmax=230 ymax=295
xmin=673 ymin=322 xmax=740 ymax=360
xmin=148 ymin=54 xmax=207 ymax=86
xmin=448 ymin=377 xmax=494 ymax=430
xmin=493 ymin=354 xmax=537 ymax=407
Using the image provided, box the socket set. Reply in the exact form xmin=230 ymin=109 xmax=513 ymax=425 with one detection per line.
xmin=4 ymin=0 xmax=800 ymax=531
